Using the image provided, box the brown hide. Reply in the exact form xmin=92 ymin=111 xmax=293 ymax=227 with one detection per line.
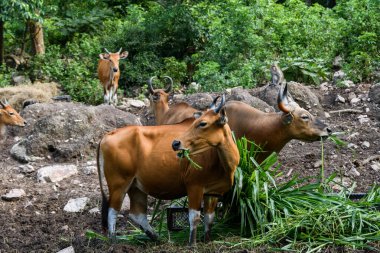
xmin=97 ymin=50 xmax=128 ymax=104
xmin=159 ymin=102 xmax=198 ymax=125
xmin=225 ymin=100 xmax=330 ymax=163
xmin=98 ymin=102 xmax=240 ymax=244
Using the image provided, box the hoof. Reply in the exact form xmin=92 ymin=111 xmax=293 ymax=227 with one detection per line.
xmin=145 ymin=230 xmax=159 ymax=241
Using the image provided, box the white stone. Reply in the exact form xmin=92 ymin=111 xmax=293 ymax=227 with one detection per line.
xmin=350 ymin=98 xmax=361 ymax=105
xmin=347 ymin=143 xmax=358 ymax=149
xmin=2 ymin=189 xmax=26 ymax=201
xmin=333 ymin=70 xmax=346 ymax=81
xmin=83 ymin=166 xmax=97 ymax=175
xmin=342 ymin=80 xmax=354 ymax=87
xmin=324 ymin=112 xmax=331 ymax=118
xmin=336 ymin=95 xmax=345 ymax=103
xmin=89 ymin=207 xmax=100 ymax=214
xmin=56 ymin=246 xmax=75 ymax=253
xmin=347 ymin=132 xmax=359 ymax=140
xmin=370 ymin=162 xmax=380 ymax=172
xmin=18 ymin=164 xmax=35 ymax=174
xmin=348 ymin=92 xmax=357 ymax=100
xmin=361 ymin=141 xmax=370 ymax=149
xmin=37 ymin=164 xmax=78 ymax=183
xmin=129 ymin=99 xmax=146 ymax=108
xmin=63 ymin=197 xmax=89 ymax=213
xmin=313 ymin=160 xmax=323 ymax=168
xmin=348 ymin=167 xmax=360 ymax=177
xmin=189 ymin=82 xmax=201 ymax=92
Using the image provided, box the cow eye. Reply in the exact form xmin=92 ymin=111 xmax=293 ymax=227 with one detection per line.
xmin=198 ymin=121 xmax=207 ymax=128
xmin=9 ymin=112 xmax=14 ymax=116
xmin=301 ymin=115 xmax=309 ymax=120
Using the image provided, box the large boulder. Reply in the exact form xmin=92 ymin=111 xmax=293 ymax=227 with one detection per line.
xmin=11 ymin=102 xmax=141 ymax=162
xmin=228 ymin=88 xmax=274 ymax=112
xmin=175 ymin=93 xmax=214 ymax=111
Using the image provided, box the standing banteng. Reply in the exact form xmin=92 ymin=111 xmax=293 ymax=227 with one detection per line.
xmin=98 ymin=48 xmax=128 ymax=105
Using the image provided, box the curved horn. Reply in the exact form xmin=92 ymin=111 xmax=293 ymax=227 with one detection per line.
xmin=214 ymin=94 xmax=225 ymax=114
xmin=148 ymin=76 xmax=157 ymax=94
xmin=277 ymin=83 xmax=291 ymax=114
xmin=163 ymin=76 xmax=173 ymax=93
xmin=209 ymin=96 xmax=221 ymax=110
xmin=0 ymin=100 xmax=5 ymax=108
xmin=118 ymin=47 xmax=122 ymax=54
xmin=104 ymin=48 xmax=111 ymax=54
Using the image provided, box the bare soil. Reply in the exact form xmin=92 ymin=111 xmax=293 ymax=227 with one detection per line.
xmin=0 ymin=84 xmax=379 ymax=253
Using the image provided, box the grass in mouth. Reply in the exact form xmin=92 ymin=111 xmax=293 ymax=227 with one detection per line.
xmin=178 ymin=149 xmax=203 ymax=170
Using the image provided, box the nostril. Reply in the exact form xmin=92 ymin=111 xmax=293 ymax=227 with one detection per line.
xmin=24 ymin=121 xmax=27 ymax=125
xmin=113 ymin=67 xmax=118 ymax=72
xmin=172 ymin=140 xmax=181 ymax=151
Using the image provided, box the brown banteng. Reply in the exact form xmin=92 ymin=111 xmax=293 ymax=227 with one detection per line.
xmin=148 ymin=76 xmax=198 ymax=125
xmin=225 ymin=82 xmax=331 ymax=163
xmin=0 ymin=99 xmax=26 ymax=137
xmin=98 ymin=48 xmax=128 ymax=105
xmin=97 ymin=96 xmax=239 ymax=245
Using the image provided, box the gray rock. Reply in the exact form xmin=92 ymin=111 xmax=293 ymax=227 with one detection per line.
xmin=229 ymin=88 xmax=274 ymax=112
xmin=83 ymin=165 xmax=97 ymax=175
xmin=370 ymin=162 xmax=380 ymax=172
xmin=37 ymin=164 xmax=78 ymax=183
xmin=89 ymin=207 xmax=100 ymax=214
xmin=176 ymin=93 xmax=214 ymax=111
xmin=336 ymin=95 xmax=345 ymax=103
xmin=358 ymin=115 xmax=370 ymax=124
xmin=348 ymin=167 xmax=360 ymax=177
xmin=56 ymin=246 xmax=75 ymax=253
xmin=342 ymin=80 xmax=354 ymax=87
xmin=11 ymin=102 xmax=141 ymax=162
xmin=2 ymin=189 xmax=26 ymax=201
xmin=18 ymin=164 xmax=35 ymax=174
xmin=350 ymin=97 xmax=361 ymax=105
xmin=333 ymin=55 xmax=343 ymax=68
xmin=361 ymin=141 xmax=370 ymax=149
xmin=63 ymin=197 xmax=89 ymax=213
xmin=12 ymin=75 xmax=31 ymax=85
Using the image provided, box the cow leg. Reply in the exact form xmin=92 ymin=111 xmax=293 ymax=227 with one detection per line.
xmin=187 ymin=187 xmax=203 ymax=246
xmin=128 ymin=187 xmax=158 ymax=240
xmin=104 ymin=88 xmax=110 ymax=105
xmin=203 ymin=196 xmax=218 ymax=242
xmin=107 ymin=176 xmax=134 ymax=240
xmin=110 ymin=85 xmax=118 ymax=105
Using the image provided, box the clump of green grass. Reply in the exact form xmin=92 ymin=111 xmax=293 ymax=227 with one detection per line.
xmin=221 ymin=137 xmax=380 ymax=251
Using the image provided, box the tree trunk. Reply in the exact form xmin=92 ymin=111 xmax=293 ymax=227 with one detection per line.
xmin=0 ymin=20 xmax=4 ymax=64
xmin=28 ymin=20 xmax=45 ymax=55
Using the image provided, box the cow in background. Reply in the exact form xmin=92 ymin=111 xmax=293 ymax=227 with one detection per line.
xmin=98 ymin=48 xmax=128 ymax=105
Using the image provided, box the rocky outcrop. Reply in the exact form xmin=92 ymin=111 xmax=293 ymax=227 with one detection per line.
xmin=11 ymin=102 xmax=141 ymax=162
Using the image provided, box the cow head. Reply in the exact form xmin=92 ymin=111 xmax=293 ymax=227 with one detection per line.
xmin=99 ymin=48 xmax=129 ymax=73
xmin=277 ymin=83 xmax=331 ymax=141
xmin=148 ymin=76 xmax=173 ymax=103
xmin=172 ymin=95 xmax=229 ymax=156
xmin=0 ymin=99 xmax=26 ymax=127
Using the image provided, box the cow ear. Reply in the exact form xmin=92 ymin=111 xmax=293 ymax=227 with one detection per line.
xmin=99 ymin=53 xmax=110 ymax=60
xmin=218 ymin=108 xmax=228 ymax=125
xmin=120 ymin=51 xmax=129 ymax=59
xmin=282 ymin=113 xmax=293 ymax=125
xmin=193 ymin=111 xmax=203 ymax=119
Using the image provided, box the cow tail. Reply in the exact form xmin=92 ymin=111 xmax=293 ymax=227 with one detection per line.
xmin=97 ymin=141 xmax=109 ymax=232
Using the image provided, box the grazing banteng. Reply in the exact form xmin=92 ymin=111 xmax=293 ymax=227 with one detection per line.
xmin=148 ymin=76 xmax=198 ymax=125
xmin=225 ymin=83 xmax=331 ymax=163
xmin=0 ymin=99 xmax=26 ymax=137
xmin=97 ymin=96 xmax=239 ymax=245
xmin=98 ymin=48 xmax=128 ymax=105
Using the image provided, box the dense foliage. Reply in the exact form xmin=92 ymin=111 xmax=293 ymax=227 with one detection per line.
xmin=1 ymin=0 xmax=379 ymax=103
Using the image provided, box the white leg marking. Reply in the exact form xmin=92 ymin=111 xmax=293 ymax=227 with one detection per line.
xmin=189 ymin=209 xmax=201 ymax=232
xmin=129 ymin=213 xmax=154 ymax=233
xmin=108 ymin=208 xmax=118 ymax=237
xmin=204 ymin=212 xmax=215 ymax=233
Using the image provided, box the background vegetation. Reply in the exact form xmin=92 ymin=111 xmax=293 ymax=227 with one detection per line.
xmin=1 ymin=0 xmax=379 ymax=103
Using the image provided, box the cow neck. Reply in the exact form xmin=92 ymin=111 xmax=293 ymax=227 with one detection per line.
xmin=155 ymin=102 xmax=169 ymax=125
xmin=264 ymin=113 xmax=293 ymax=153
xmin=108 ymin=64 xmax=115 ymax=84
xmin=216 ymin=126 xmax=240 ymax=173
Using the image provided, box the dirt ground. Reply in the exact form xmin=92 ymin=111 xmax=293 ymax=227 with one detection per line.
xmin=0 ymin=84 xmax=379 ymax=253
